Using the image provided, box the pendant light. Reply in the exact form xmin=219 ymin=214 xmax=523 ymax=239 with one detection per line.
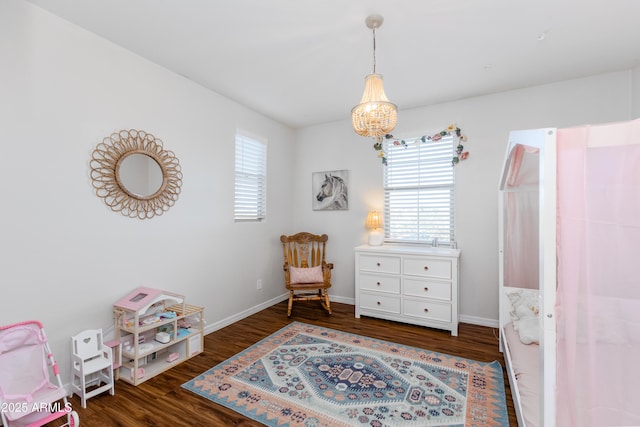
xmin=351 ymin=14 xmax=397 ymax=139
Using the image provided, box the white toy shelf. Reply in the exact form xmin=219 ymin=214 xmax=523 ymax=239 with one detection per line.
xmin=113 ymin=287 xmax=204 ymax=386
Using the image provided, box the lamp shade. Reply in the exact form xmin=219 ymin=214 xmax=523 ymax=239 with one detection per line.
xmin=365 ymin=210 xmax=384 ymax=246
xmin=351 ymin=74 xmax=397 ymax=138
xmin=365 ymin=210 xmax=382 ymax=230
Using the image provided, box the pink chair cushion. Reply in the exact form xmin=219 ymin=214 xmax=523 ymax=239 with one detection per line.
xmin=289 ymin=266 xmax=323 ymax=284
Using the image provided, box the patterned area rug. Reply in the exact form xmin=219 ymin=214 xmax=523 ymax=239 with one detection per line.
xmin=182 ymin=322 xmax=508 ymax=427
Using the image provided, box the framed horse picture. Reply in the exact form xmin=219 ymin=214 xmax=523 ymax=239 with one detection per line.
xmin=312 ymin=170 xmax=349 ymax=211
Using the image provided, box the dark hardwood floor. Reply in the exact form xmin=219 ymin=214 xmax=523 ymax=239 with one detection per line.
xmin=56 ymin=301 xmax=517 ymax=426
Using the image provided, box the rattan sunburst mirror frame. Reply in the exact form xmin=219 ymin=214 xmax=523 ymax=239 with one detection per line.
xmin=90 ymin=129 xmax=182 ymax=219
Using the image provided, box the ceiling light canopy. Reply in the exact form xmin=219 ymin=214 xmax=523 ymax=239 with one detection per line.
xmin=351 ymin=14 xmax=397 ymax=140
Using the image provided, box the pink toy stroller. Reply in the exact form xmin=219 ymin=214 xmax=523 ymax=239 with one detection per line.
xmin=0 ymin=320 xmax=79 ymax=427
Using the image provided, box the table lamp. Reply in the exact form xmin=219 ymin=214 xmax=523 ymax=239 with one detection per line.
xmin=365 ymin=210 xmax=383 ymax=246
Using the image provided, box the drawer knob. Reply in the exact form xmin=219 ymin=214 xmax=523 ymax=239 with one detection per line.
xmin=377 ymin=301 xmax=381 ymax=305
xmin=376 ymin=262 xmax=381 ymax=267
xmin=424 ymin=266 xmax=429 ymax=270
xmin=424 ymin=287 xmax=429 ymax=292
xmin=376 ymin=282 xmax=381 ymax=286
xmin=424 ymin=308 xmax=429 ymax=313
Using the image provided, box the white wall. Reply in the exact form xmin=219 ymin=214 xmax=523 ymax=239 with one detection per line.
xmin=632 ymin=65 xmax=640 ymax=118
xmin=0 ymin=0 xmax=294 ymax=380
xmin=293 ymin=70 xmax=637 ymax=325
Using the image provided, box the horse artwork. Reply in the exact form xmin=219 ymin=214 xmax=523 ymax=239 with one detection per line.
xmin=312 ymin=170 xmax=349 ymax=211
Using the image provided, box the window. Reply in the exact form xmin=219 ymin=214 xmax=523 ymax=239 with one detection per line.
xmin=234 ymin=132 xmax=266 ymax=221
xmin=383 ymin=134 xmax=455 ymax=245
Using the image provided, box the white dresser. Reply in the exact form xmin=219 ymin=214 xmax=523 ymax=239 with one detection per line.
xmin=354 ymin=244 xmax=461 ymax=335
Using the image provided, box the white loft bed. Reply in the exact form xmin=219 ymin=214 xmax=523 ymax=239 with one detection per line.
xmin=498 ymin=120 xmax=640 ymax=427
xmin=498 ymin=128 xmax=556 ymax=427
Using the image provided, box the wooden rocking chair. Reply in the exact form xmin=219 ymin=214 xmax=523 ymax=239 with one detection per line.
xmin=280 ymin=232 xmax=333 ymax=317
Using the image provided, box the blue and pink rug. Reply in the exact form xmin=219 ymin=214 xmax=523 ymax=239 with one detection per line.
xmin=182 ymin=322 xmax=508 ymax=426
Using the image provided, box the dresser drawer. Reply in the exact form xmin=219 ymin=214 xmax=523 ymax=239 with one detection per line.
xmin=403 ymin=278 xmax=451 ymax=301
xmin=359 ymin=292 xmax=401 ymax=314
xmin=403 ymin=257 xmax=451 ymax=280
xmin=403 ymin=298 xmax=451 ymax=323
xmin=358 ymin=273 xmax=400 ymax=294
xmin=359 ymin=255 xmax=401 ymax=274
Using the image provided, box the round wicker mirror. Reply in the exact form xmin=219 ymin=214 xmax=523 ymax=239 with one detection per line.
xmin=90 ymin=129 xmax=183 ymax=219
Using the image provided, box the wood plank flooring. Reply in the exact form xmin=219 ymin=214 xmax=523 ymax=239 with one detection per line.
xmin=57 ymin=301 xmax=517 ymax=426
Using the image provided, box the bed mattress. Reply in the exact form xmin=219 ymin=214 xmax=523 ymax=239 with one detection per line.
xmin=503 ymin=322 xmax=540 ymax=427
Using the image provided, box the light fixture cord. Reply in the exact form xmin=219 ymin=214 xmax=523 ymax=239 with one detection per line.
xmin=372 ymin=26 xmax=377 ymax=74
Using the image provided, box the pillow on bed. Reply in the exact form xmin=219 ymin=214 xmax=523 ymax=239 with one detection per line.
xmin=506 ymin=289 xmax=540 ymax=344
xmin=289 ymin=266 xmax=323 ymax=284
xmin=507 ymin=289 xmax=540 ymax=320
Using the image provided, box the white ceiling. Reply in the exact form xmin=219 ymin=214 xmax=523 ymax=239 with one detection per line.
xmin=26 ymin=0 xmax=640 ymax=129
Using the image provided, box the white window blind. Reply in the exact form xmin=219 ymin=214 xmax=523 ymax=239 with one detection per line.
xmin=234 ymin=133 xmax=266 ymax=221
xmin=383 ymin=135 xmax=455 ymax=244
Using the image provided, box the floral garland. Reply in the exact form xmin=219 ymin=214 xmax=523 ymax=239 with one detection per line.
xmin=373 ymin=124 xmax=469 ymax=166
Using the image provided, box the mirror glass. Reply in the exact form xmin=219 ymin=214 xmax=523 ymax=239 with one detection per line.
xmin=118 ymin=153 xmax=163 ymax=197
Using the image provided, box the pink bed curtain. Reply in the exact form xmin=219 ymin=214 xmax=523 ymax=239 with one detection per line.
xmin=556 ymin=119 xmax=640 ymax=426
xmin=505 ymin=144 xmax=540 ymax=289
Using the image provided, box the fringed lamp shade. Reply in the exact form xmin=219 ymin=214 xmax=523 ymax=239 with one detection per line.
xmin=365 ymin=210 xmax=383 ymax=245
xmin=351 ymin=74 xmax=398 ymax=138
xmin=365 ymin=210 xmax=382 ymax=230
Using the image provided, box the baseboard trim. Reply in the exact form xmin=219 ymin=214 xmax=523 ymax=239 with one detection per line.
xmin=459 ymin=314 xmax=498 ymax=328
xmin=327 ymin=295 xmax=355 ymax=305
xmin=203 ymin=293 xmax=289 ymax=335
